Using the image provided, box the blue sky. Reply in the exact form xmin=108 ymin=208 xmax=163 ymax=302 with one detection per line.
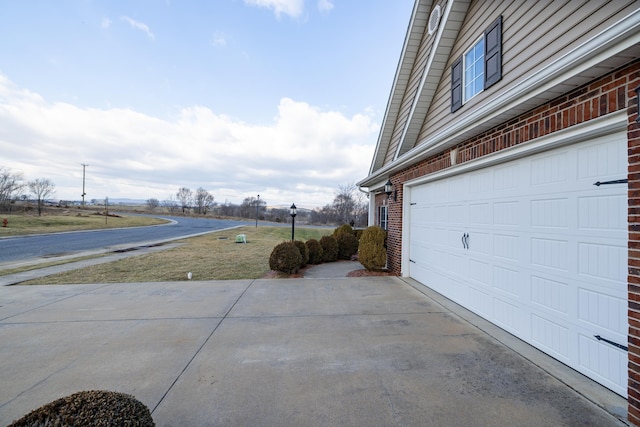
xmin=0 ymin=0 xmax=413 ymax=207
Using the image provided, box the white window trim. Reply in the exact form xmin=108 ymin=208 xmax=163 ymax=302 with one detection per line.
xmin=462 ymin=35 xmax=485 ymax=103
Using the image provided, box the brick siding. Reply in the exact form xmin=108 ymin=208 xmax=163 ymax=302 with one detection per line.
xmin=378 ymin=58 xmax=640 ymax=420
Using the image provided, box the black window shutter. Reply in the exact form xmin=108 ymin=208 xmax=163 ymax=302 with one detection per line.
xmin=451 ymin=56 xmax=462 ymax=112
xmin=484 ymin=15 xmax=502 ymax=88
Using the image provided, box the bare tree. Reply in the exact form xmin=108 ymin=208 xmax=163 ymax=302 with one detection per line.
xmin=176 ymin=187 xmax=193 ymax=214
xmin=194 ymin=188 xmax=215 ymax=215
xmin=146 ymin=198 xmax=159 ymax=211
xmin=28 ymin=178 xmax=56 ymax=216
xmin=161 ymin=197 xmax=180 ymax=214
xmin=0 ymin=167 xmax=25 ymax=212
xmin=333 ymin=183 xmax=358 ymax=225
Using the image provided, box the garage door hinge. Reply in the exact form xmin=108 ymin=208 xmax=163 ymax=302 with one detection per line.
xmin=409 ymin=259 xmax=416 ymax=263
xmin=593 ymin=179 xmax=628 ymax=186
xmin=594 ymin=335 xmax=628 ymax=351
xmin=410 ymin=202 xmax=417 ymax=205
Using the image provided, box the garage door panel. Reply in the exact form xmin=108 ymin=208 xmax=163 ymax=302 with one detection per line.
xmin=578 ymin=193 xmax=626 ymax=232
xmin=531 ymin=238 xmax=569 ymax=272
xmin=578 ymin=289 xmax=627 ymax=336
xmin=531 ymin=198 xmax=569 ymax=228
xmin=531 ymin=313 xmax=571 ymax=358
xmin=577 ymin=138 xmax=627 ymax=180
xmin=493 ymin=297 xmax=523 ymax=334
xmin=408 ymin=132 xmax=628 ymax=396
xmin=531 ymin=275 xmax=569 ymax=315
xmin=579 ymin=335 xmax=627 ymax=393
xmin=577 ymin=242 xmax=627 ymax=285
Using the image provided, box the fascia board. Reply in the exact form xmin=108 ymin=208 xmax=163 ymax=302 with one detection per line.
xmin=368 ymin=0 xmax=432 ymax=175
xmin=359 ymin=7 xmax=640 ymax=188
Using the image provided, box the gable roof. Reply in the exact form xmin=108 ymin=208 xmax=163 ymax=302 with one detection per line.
xmin=361 ymin=1 xmax=640 ymax=190
xmin=368 ymin=0 xmax=471 ymax=175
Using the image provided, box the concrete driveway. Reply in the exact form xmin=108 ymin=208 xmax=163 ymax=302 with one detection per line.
xmin=0 ymin=276 xmax=627 ymax=426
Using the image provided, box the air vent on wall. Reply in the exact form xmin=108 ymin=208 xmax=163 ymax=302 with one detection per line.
xmin=428 ymin=5 xmax=441 ymax=35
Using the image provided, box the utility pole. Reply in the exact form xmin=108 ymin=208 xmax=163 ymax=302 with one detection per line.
xmin=81 ymin=163 xmax=88 ymax=208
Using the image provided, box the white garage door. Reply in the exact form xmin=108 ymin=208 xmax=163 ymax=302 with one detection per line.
xmin=408 ymin=133 xmax=628 ymax=396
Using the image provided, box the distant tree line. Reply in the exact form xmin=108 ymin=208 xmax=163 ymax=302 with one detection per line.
xmin=0 ymin=166 xmax=56 ymax=216
xmin=148 ymin=183 xmax=368 ymax=227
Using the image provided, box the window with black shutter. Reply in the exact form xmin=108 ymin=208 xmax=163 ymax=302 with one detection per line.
xmin=451 ymin=15 xmax=502 ymax=112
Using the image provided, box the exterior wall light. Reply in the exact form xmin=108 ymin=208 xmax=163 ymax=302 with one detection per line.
xmin=384 ymin=179 xmax=397 ymax=201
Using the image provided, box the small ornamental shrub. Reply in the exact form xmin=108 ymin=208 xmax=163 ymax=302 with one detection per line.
xmin=333 ymin=224 xmax=354 ymax=239
xmin=306 ymin=239 xmax=324 ymax=264
xmin=293 ymin=240 xmax=309 ymax=267
xmin=336 ymin=233 xmax=359 ymax=260
xmin=269 ymin=241 xmax=303 ymax=274
xmin=358 ymin=226 xmax=387 ymax=271
xmin=8 ymin=390 xmax=155 ymax=427
xmin=319 ymin=235 xmax=338 ymax=263
xmin=354 ymin=228 xmax=364 ymax=241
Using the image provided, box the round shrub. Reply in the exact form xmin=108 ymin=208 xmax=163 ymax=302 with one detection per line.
xmin=358 ymin=225 xmax=387 ymax=271
xmin=293 ymin=240 xmax=309 ymax=267
xmin=333 ymin=224 xmax=354 ymax=239
xmin=9 ymin=390 xmax=155 ymax=427
xmin=306 ymin=239 xmax=324 ymax=264
xmin=269 ymin=241 xmax=302 ymax=274
xmin=319 ymin=235 xmax=338 ymax=263
xmin=336 ymin=232 xmax=359 ymax=260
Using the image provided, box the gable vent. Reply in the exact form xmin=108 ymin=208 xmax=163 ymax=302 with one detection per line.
xmin=428 ymin=5 xmax=441 ymax=35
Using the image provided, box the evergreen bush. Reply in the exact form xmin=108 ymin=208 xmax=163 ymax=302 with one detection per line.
xmin=8 ymin=390 xmax=155 ymax=427
xmin=358 ymin=226 xmax=387 ymax=271
xmin=333 ymin=224 xmax=354 ymax=239
xmin=319 ymin=235 xmax=338 ymax=263
xmin=336 ymin=233 xmax=359 ymax=260
xmin=269 ymin=241 xmax=302 ymax=274
xmin=306 ymin=239 xmax=324 ymax=264
xmin=293 ymin=240 xmax=309 ymax=267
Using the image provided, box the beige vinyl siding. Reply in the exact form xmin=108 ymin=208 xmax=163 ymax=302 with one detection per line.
xmin=382 ymin=0 xmax=448 ymax=167
xmin=416 ymin=0 xmax=638 ymax=146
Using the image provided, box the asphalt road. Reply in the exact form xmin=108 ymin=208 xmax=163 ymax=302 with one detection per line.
xmin=0 ymin=215 xmax=252 ymax=264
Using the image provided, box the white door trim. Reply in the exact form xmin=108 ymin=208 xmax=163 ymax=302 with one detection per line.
xmin=400 ymin=110 xmax=627 ymax=277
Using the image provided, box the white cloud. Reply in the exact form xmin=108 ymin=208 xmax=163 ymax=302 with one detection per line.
xmin=244 ymin=0 xmax=304 ymax=19
xmin=0 ymin=75 xmax=378 ymax=208
xmin=120 ymin=16 xmax=155 ymax=40
xmin=317 ymin=0 xmax=334 ymax=12
xmin=101 ymin=18 xmax=112 ymax=29
xmin=211 ymin=31 xmax=228 ymax=47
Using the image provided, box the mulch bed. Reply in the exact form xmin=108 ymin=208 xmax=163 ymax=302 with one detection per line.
xmin=261 ymin=263 xmax=394 ymax=279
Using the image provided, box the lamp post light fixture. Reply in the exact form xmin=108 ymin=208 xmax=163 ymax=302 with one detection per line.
xmin=256 ymin=194 xmax=260 ymax=228
xmin=290 ymin=203 xmax=297 ymax=241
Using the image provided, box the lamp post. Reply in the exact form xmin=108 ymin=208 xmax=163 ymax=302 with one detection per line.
xmin=290 ymin=203 xmax=297 ymax=241
xmin=255 ymin=194 xmax=260 ymax=228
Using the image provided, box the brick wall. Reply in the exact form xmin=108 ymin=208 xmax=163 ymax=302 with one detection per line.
xmin=377 ymin=58 xmax=640 ymax=422
xmin=627 ymin=60 xmax=640 ymax=426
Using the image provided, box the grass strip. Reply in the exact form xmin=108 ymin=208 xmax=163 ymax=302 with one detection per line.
xmin=18 ymin=226 xmax=332 ymax=285
xmin=0 ymin=213 xmax=168 ymax=236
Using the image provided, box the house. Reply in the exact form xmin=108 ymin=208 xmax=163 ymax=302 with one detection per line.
xmin=358 ymin=0 xmax=640 ymax=422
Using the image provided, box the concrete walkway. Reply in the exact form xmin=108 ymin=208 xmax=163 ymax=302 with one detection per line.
xmin=0 ymin=274 xmax=627 ymax=426
xmin=302 ymin=259 xmax=365 ymax=278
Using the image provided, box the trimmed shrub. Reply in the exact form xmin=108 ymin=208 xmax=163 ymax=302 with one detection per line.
xmin=293 ymin=240 xmax=309 ymax=267
xmin=358 ymin=226 xmax=387 ymax=271
xmin=8 ymin=390 xmax=155 ymax=427
xmin=333 ymin=224 xmax=354 ymax=239
xmin=336 ymin=232 xmax=359 ymax=260
xmin=319 ymin=235 xmax=338 ymax=263
xmin=269 ymin=241 xmax=302 ymax=274
xmin=306 ymin=239 xmax=324 ymax=265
